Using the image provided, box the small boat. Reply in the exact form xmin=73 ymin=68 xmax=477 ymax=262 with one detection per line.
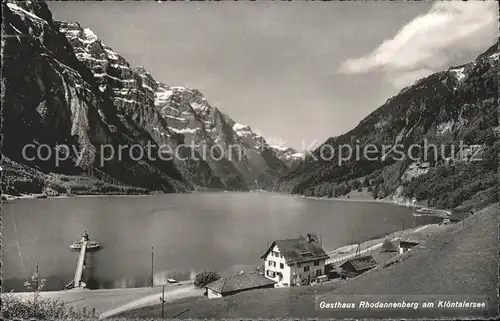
xmin=167 ymin=278 xmax=178 ymax=284
xmin=69 ymin=231 xmax=100 ymax=251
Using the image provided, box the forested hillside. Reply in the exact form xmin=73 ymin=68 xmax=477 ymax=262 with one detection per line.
xmin=276 ymin=43 xmax=499 ymax=211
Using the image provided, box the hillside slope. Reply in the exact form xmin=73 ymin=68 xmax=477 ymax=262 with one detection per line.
xmin=276 ymin=43 xmax=499 ymax=211
xmin=120 ymin=204 xmax=499 ymax=319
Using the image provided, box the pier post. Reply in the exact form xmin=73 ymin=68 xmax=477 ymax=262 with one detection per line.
xmin=151 ymin=246 xmax=154 ymax=288
xmin=34 ymin=261 xmax=39 ymax=317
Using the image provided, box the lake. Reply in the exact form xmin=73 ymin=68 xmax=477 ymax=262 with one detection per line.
xmin=2 ymin=192 xmax=440 ymax=291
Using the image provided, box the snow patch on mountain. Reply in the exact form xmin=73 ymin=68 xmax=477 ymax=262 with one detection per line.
xmin=449 ymin=66 xmax=466 ymax=83
xmin=7 ymin=2 xmax=45 ymax=23
xmin=401 ymin=162 xmax=430 ymax=182
xmin=268 ymin=143 xmax=304 ymax=168
xmin=437 ymin=119 xmax=454 ymax=136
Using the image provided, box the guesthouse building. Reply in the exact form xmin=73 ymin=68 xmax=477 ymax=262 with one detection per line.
xmin=261 ymin=233 xmax=329 ymax=287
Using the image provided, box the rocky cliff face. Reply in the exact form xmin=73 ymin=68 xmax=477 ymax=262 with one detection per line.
xmin=1 ymin=0 xmax=288 ymax=195
xmin=268 ymin=144 xmax=304 ymax=169
xmin=277 ymin=43 xmax=499 ymax=211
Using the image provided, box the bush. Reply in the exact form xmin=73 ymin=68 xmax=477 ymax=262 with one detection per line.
xmin=380 ymin=239 xmax=398 ymax=253
xmin=2 ymin=267 xmax=96 ymax=319
xmin=351 ymin=179 xmax=361 ymax=190
xmin=371 ymin=183 xmax=379 ymax=199
xmin=194 ymin=271 xmax=221 ymax=288
xmin=1 ymin=293 xmax=97 ymax=320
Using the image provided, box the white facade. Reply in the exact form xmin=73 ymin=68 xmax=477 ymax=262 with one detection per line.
xmin=206 ymin=288 xmax=223 ymax=299
xmin=399 ymin=242 xmax=418 ymax=254
xmin=263 ymin=244 xmax=326 ymax=287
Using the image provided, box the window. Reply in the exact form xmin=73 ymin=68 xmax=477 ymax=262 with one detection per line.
xmin=299 ymin=252 xmax=313 ymax=258
xmin=316 ymin=269 xmax=322 ymax=276
xmin=304 ymin=266 xmax=310 ymax=272
xmin=313 ymin=260 xmax=320 ymax=266
xmin=266 ymin=270 xmax=276 ymax=277
xmin=280 ymin=263 xmax=284 ymax=269
xmin=280 ymin=253 xmax=283 ymax=258
xmin=268 ymin=260 xmax=276 ymax=267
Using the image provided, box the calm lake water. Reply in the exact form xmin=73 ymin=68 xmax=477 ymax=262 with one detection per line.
xmin=2 ymin=192 xmax=440 ymax=291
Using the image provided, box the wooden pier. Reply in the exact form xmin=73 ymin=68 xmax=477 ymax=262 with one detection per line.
xmin=73 ymin=240 xmax=87 ymax=288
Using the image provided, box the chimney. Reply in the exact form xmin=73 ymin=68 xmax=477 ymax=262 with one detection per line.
xmin=307 ymin=233 xmax=317 ymax=243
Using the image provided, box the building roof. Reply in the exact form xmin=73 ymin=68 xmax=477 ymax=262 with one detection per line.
xmin=449 ymin=211 xmax=471 ymax=221
xmin=399 ymin=240 xmax=420 ymax=246
xmin=398 ymin=231 xmax=434 ymax=244
xmin=340 ymin=255 xmax=377 ymax=272
xmin=260 ymin=235 xmax=329 ymax=264
xmin=205 ymin=272 xmax=276 ymax=294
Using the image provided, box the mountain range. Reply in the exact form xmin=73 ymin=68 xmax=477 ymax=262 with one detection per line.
xmin=2 ymin=0 xmax=299 ymax=196
xmin=2 ymin=1 xmax=497 ymax=211
xmin=276 ymin=42 xmax=499 ymax=211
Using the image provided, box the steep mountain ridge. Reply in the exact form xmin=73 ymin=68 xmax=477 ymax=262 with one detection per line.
xmin=268 ymin=143 xmax=304 ymax=169
xmin=57 ymin=19 xmax=288 ymax=190
xmin=277 ymin=42 xmax=499 ymax=210
xmin=2 ymin=1 xmax=192 ymax=195
xmin=1 ymin=0 xmax=288 ymax=195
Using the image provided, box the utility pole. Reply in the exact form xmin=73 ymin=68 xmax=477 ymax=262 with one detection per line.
xmin=159 ymin=284 xmax=166 ymax=318
xmin=34 ymin=261 xmax=39 ymax=318
xmin=151 ymin=246 xmax=154 ymax=288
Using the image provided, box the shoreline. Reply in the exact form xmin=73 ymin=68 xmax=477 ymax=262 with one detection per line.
xmin=1 ymin=189 xmax=271 ymax=202
xmin=295 ymin=189 xmax=454 ymax=217
xmin=323 ymin=223 xmax=446 ymax=264
xmin=2 ymin=188 xmax=443 ymax=214
xmin=298 ymin=194 xmax=423 ymax=209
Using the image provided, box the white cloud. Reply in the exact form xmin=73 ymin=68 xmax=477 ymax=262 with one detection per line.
xmin=339 ymin=1 xmax=498 ymax=88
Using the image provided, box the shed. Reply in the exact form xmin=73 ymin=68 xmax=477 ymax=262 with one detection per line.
xmin=397 ymin=232 xmax=432 ymax=253
xmin=338 ymin=255 xmax=377 ymax=278
xmin=449 ymin=211 xmax=471 ymax=223
xmin=205 ymin=272 xmax=276 ymax=299
xmin=399 ymin=240 xmax=420 ymax=253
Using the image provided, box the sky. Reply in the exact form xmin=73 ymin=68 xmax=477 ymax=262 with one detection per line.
xmin=48 ymin=1 xmax=498 ymax=150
